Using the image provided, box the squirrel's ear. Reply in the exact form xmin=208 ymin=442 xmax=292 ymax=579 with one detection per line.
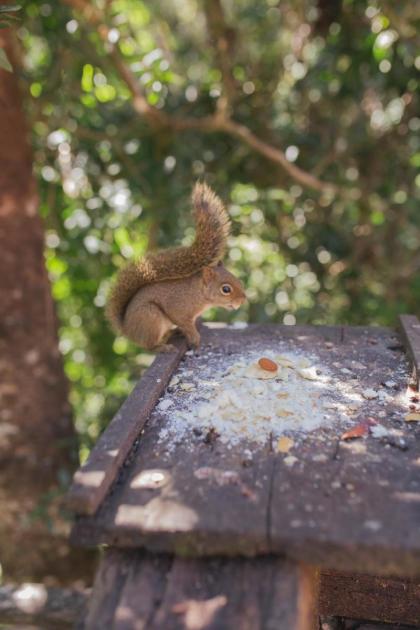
xmin=202 ymin=266 xmax=216 ymax=285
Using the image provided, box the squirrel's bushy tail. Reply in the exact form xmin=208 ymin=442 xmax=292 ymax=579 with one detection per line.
xmin=106 ymin=182 xmax=231 ymax=331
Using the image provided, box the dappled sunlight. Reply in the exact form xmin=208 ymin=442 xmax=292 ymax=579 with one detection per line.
xmin=16 ymin=0 xmax=419 ymax=470
xmin=74 ymin=469 xmax=106 ymax=488
xmin=115 ymin=498 xmax=199 ymax=531
xmin=11 ymin=584 xmax=48 ymax=615
xmin=113 ymin=594 xmax=228 ymax=630
xmin=115 ymin=604 xmax=137 ymax=626
xmin=117 ymin=467 xmax=199 ymax=531
xmin=393 ymin=491 xmax=420 ymax=503
xmin=130 ymin=468 xmax=170 ymax=489
xmin=172 ymin=595 xmax=228 ymax=630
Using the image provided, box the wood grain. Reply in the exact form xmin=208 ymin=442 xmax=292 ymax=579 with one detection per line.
xmin=399 ymin=314 xmax=420 ymax=388
xmin=84 ymin=549 xmax=319 ymax=630
xmin=268 ymin=325 xmax=420 ymax=576
xmin=319 ymin=569 xmax=420 ymax=627
xmin=67 ymin=338 xmax=187 ymax=515
xmin=70 ymin=324 xmax=420 ymax=576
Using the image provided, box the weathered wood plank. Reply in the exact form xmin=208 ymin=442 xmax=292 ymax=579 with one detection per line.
xmin=319 ymin=569 xmax=420 ymax=627
xmin=268 ymin=325 xmax=420 ymax=576
xmin=84 ymin=550 xmax=319 ymax=630
xmin=320 ymin=620 xmax=419 ymax=630
xmin=67 ymin=338 xmax=187 ymax=515
xmin=71 ymin=325 xmax=343 ymax=554
xmin=399 ymin=314 xmax=420 ymax=388
xmin=71 ymin=325 xmax=420 ymax=576
xmin=83 ymin=549 xmax=133 ymax=629
xmin=111 ymin=552 xmax=174 ymax=629
xmin=73 ymin=434 xmax=275 ymax=555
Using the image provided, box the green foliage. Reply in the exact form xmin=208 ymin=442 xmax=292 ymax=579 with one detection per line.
xmin=0 ymin=47 xmax=11 ymax=71
xmin=17 ymin=0 xmax=420 ymax=460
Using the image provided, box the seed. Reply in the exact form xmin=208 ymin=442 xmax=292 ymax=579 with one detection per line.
xmin=258 ymin=357 xmax=278 ymax=372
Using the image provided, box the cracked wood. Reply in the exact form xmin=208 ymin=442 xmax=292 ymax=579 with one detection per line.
xmin=70 ymin=324 xmax=420 ymax=576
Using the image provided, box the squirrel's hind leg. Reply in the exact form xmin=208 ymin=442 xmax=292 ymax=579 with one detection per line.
xmin=123 ymin=302 xmax=173 ymax=350
xmin=154 ymin=328 xmax=178 ymax=353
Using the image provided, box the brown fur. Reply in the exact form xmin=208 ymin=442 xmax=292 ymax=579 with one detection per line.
xmin=106 ymin=183 xmax=246 ymax=350
xmin=123 ymin=265 xmax=246 ymax=350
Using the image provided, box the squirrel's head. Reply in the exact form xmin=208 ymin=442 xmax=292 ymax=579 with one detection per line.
xmin=201 ymin=262 xmax=246 ymax=310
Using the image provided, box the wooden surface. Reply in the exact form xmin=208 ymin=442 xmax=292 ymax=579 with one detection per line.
xmin=67 ymin=338 xmax=187 ymax=515
xmin=319 ymin=570 xmax=420 ymax=626
xmin=399 ymin=315 xmax=420 ymax=389
xmin=71 ymin=324 xmax=420 ymax=576
xmin=84 ymin=549 xmax=319 ymax=630
xmin=320 ymin=620 xmax=419 ymax=630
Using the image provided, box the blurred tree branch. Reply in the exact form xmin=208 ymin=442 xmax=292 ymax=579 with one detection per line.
xmin=62 ymin=0 xmax=338 ymax=194
xmin=203 ymin=0 xmax=237 ymax=116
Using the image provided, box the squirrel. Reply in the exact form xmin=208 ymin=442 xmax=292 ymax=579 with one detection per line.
xmin=106 ymin=182 xmax=246 ymax=351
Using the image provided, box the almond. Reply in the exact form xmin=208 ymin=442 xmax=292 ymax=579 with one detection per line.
xmin=258 ymin=357 xmax=278 ymax=372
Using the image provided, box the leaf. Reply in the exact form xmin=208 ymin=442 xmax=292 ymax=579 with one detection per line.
xmin=341 ymin=417 xmax=378 ymax=440
xmin=0 ymin=47 xmax=12 ymax=72
xmin=341 ymin=423 xmax=369 ymax=440
xmin=405 ymin=413 xmax=420 ymax=422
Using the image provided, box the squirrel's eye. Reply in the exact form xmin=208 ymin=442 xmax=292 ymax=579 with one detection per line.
xmin=221 ymin=284 xmax=232 ymax=295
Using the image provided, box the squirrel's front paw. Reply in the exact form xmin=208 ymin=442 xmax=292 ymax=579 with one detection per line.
xmin=186 ymin=333 xmax=200 ymax=349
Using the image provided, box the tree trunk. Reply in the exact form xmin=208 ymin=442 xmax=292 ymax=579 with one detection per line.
xmin=0 ymin=28 xmax=92 ymax=583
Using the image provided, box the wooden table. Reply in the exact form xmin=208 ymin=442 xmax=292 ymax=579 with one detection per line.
xmin=68 ymin=319 xmax=420 ymax=629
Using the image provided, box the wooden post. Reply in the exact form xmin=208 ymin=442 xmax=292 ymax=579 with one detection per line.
xmin=84 ymin=550 xmax=319 ymax=630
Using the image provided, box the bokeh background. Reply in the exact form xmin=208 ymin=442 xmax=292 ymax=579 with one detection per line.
xmin=16 ymin=2 xmax=420 ymax=471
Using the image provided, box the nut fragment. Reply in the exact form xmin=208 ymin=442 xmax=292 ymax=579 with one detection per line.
xmin=277 ymin=409 xmax=294 ymax=417
xmin=298 ymin=367 xmax=318 ymax=381
xmin=362 ymin=388 xmax=378 ymax=400
xmin=258 ymin=357 xmax=278 ymax=372
xmin=405 ymin=413 xmax=420 ymax=422
xmin=277 ymin=436 xmax=294 ymax=453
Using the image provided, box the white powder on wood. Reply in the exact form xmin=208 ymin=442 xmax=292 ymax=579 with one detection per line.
xmin=156 ymin=348 xmax=384 ymax=450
